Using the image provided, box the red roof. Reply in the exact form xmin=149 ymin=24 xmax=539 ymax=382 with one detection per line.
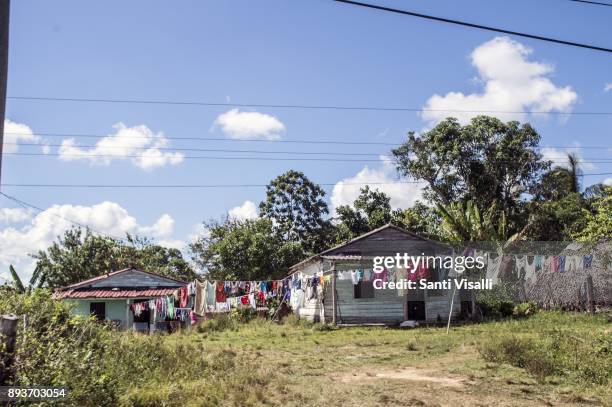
xmin=53 ymin=287 xmax=179 ymax=300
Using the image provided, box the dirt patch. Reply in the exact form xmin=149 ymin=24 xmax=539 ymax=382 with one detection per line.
xmin=336 ymin=367 xmax=466 ymax=388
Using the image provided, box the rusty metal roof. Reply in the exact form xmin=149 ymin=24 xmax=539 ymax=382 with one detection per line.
xmin=52 ymin=287 xmax=179 ymax=300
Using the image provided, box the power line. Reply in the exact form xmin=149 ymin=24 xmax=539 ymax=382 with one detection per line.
xmin=5 ymin=141 xmax=612 ymax=158
xmin=0 ymin=181 xmax=425 ymax=189
xmin=2 ymin=142 xmax=385 ymax=157
xmin=5 ymin=132 xmax=612 ymax=149
xmin=1 ymin=173 xmax=609 ymax=189
xmin=0 ymin=191 xmax=125 ymax=240
xmin=333 ymin=0 xmax=612 ymax=53
xmin=8 ymin=96 xmax=612 ymax=114
xmin=4 ymin=151 xmax=612 ymax=164
xmin=568 ymin=0 xmax=612 ymax=7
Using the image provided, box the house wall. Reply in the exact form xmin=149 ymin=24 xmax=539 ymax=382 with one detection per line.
xmin=322 ymin=278 xmax=461 ymax=324
xmin=68 ymin=299 xmax=132 ymax=330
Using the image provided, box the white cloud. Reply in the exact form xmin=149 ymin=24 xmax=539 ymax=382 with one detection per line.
xmin=0 ymin=201 xmax=177 ymax=282
xmin=58 ymin=122 xmax=184 ymax=171
xmin=228 ymin=200 xmax=258 ymax=221
xmin=213 ymin=109 xmax=285 ymax=140
xmin=3 ymin=119 xmax=48 ymax=153
xmin=603 ymin=178 xmax=612 ymax=186
xmin=330 ymin=156 xmax=424 ymax=214
xmin=422 ymin=37 xmax=577 ymax=125
xmin=0 ymin=208 xmax=33 ymax=224
xmin=604 ymin=83 xmax=612 ymax=93
xmin=540 ymin=145 xmax=596 ymax=171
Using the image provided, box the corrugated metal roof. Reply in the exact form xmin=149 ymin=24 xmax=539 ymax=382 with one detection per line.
xmin=52 ymin=287 xmax=178 ymax=299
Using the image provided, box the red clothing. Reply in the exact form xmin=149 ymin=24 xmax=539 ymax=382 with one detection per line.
xmin=216 ymin=282 xmax=227 ymax=302
xmin=179 ymin=286 xmax=189 ymax=308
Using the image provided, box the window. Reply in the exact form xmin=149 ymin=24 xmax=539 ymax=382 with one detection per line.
xmin=89 ymin=302 xmax=106 ymax=321
xmin=354 ymin=281 xmax=374 ymax=299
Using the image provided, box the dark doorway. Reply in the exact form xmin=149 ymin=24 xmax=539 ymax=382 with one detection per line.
xmin=407 ymin=301 xmax=426 ymax=321
xmin=90 ymin=302 xmax=106 ymax=321
xmin=460 ymin=301 xmax=473 ymax=319
xmin=133 ymin=300 xmax=151 ymax=326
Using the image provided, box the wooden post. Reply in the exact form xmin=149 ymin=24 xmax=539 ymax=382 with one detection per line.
xmin=331 ymin=262 xmax=337 ymax=326
xmin=0 ymin=0 xmax=10 ymax=191
xmin=0 ymin=314 xmax=19 ymax=385
xmin=585 ymin=275 xmax=595 ymax=314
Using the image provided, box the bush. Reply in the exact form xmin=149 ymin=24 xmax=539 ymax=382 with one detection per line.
xmin=480 ymin=329 xmax=611 ymax=385
xmin=231 ymin=307 xmax=257 ymax=323
xmin=513 ymin=302 xmax=538 ymax=318
xmin=479 ymin=336 xmax=555 ymax=380
xmin=196 ymin=314 xmax=238 ymax=333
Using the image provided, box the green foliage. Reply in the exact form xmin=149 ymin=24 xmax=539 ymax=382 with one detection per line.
xmin=480 ymin=328 xmax=611 ymax=385
xmin=335 ymin=186 xmax=396 ymax=240
xmin=334 ymin=187 xmax=441 ymax=242
xmin=189 ymin=217 xmax=305 ymax=280
xmin=33 ymin=228 xmax=197 ymax=288
xmin=480 ymin=336 xmax=555 ymax=381
xmin=573 ymin=185 xmax=612 ymax=241
xmin=476 ymin=283 xmax=517 ymax=318
xmin=259 ymin=170 xmax=332 ymax=253
xmin=436 ymin=200 xmax=510 ymax=242
xmin=392 ymin=116 xmax=549 ymax=236
xmin=513 ymin=302 xmax=538 ymax=318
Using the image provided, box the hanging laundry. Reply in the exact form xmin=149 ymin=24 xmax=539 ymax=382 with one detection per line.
xmin=534 ymin=255 xmax=544 ymax=273
xmin=179 ymin=286 xmax=189 ymax=308
xmin=194 ymin=280 xmax=207 ymax=316
xmin=558 ymin=256 xmax=566 ymax=273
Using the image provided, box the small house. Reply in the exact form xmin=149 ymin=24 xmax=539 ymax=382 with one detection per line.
xmin=53 ymin=268 xmax=186 ymax=332
xmin=287 ymin=224 xmax=467 ymax=325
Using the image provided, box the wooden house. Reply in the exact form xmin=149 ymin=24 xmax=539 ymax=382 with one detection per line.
xmin=53 ymin=268 xmax=186 ymax=332
xmin=288 ymin=224 xmax=466 ymax=325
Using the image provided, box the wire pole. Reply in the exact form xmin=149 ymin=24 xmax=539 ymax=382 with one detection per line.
xmin=0 ymin=0 xmax=10 ymax=193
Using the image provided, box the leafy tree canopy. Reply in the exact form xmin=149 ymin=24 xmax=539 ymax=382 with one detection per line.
xmin=189 ymin=218 xmax=304 ymax=281
xmin=33 ymin=228 xmax=197 ymax=288
xmin=259 ymin=170 xmax=331 ymax=253
xmin=392 ymin=116 xmax=549 ymax=235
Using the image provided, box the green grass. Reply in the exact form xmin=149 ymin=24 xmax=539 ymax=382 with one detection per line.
xmin=3 ymin=290 xmax=610 ymax=406
xmin=119 ymin=311 xmax=611 ymax=406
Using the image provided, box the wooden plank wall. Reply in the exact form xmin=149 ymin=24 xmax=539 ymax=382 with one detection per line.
xmin=322 ymin=279 xmax=460 ymax=324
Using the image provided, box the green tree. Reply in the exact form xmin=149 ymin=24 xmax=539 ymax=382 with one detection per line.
xmin=335 ymin=186 xmax=395 ymax=240
xmin=33 ymin=228 xmax=197 ymax=287
xmin=189 ymin=218 xmax=304 ymax=280
xmin=392 ymin=116 xmax=549 ymax=234
xmin=573 ymin=186 xmax=612 ymax=241
xmin=7 ymin=264 xmax=45 ymax=294
xmin=259 ymin=170 xmax=331 ymax=253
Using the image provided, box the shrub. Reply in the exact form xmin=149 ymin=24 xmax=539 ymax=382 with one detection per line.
xmin=196 ymin=314 xmax=237 ymax=333
xmin=513 ymin=302 xmax=538 ymax=318
xmin=479 ymin=335 xmax=555 ymax=380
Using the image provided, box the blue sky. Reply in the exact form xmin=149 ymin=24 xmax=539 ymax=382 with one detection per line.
xmin=1 ymin=0 xmax=611 ymax=281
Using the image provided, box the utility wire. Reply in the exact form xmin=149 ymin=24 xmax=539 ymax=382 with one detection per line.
xmin=5 ymin=152 xmax=612 ymax=164
xmin=568 ymin=0 xmax=612 ymax=7
xmin=8 ymin=96 xmax=612 ymax=114
xmin=333 ymin=0 xmax=612 ymax=53
xmin=1 ymin=173 xmax=609 ymax=189
xmin=5 ymin=141 xmax=612 ymax=159
xmin=3 ymin=142 xmax=385 ymax=157
xmin=0 ymin=181 xmax=423 ymax=189
xmin=0 ymin=191 xmax=125 ymax=240
xmin=5 ymin=133 xmax=612 ymax=149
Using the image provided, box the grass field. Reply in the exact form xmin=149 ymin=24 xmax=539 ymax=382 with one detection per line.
xmin=117 ymin=311 xmax=611 ymax=407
